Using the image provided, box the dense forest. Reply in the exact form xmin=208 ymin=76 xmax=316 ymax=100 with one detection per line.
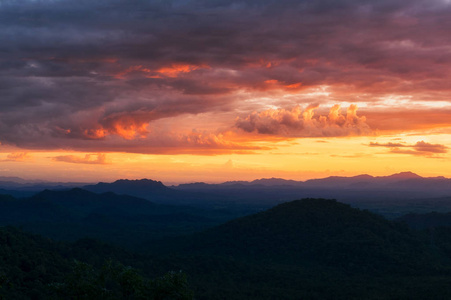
xmin=0 ymin=226 xmax=193 ymax=299
xmin=3 ymin=195 xmax=451 ymax=299
xmin=0 ymin=189 xmax=239 ymax=249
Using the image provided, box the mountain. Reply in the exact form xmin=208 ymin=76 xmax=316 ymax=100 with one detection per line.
xmin=385 ymin=171 xmax=422 ymax=179
xmin=176 ymin=172 xmax=451 ymax=192
xmin=85 ymin=178 xmax=168 ymax=192
xmin=83 ymin=179 xmax=186 ymax=203
xmin=160 ymin=199 xmax=436 ymax=270
xmin=144 ymin=198 xmax=451 ymax=299
xmin=248 ymin=177 xmax=301 ymax=186
xmin=0 ymin=188 xmax=156 ymax=221
xmin=5 ymin=189 xmax=451 ymax=299
xmin=4 ymin=172 xmax=451 ymax=220
xmin=296 ymin=172 xmax=444 ymax=189
xmin=0 ymin=188 xmax=230 ymax=248
xmin=82 ymin=179 xmax=271 ymax=214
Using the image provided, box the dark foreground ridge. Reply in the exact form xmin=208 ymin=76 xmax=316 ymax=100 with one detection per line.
xmin=146 ymin=199 xmax=451 ymax=299
xmin=3 ymin=197 xmax=451 ymax=299
xmin=156 ymin=199 xmax=439 ymax=271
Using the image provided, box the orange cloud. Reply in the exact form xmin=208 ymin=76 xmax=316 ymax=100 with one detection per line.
xmin=1 ymin=152 xmax=31 ymax=162
xmin=264 ymin=79 xmax=278 ymax=84
xmin=156 ymin=63 xmax=208 ymax=78
xmin=114 ymin=63 xmax=208 ymax=79
xmin=52 ymin=153 xmax=109 ymax=164
xmin=263 ymin=79 xmax=303 ymax=91
xmin=284 ymin=82 xmax=302 ymax=89
xmin=99 ymin=110 xmax=153 ymax=140
xmin=103 ymin=130 xmax=267 ymax=155
xmin=235 ymin=104 xmax=371 ymax=137
xmin=369 ymin=140 xmax=448 ymax=157
xmin=179 ymin=131 xmax=254 ymax=149
xmin=110 ymin=122 xmax=148 ymax=140
xmin=82 ymin=128 xmax=107 ymax=140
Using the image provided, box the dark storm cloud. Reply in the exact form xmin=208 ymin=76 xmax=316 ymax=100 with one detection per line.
xmin=1 ymin=0 xmax=451 ymax=152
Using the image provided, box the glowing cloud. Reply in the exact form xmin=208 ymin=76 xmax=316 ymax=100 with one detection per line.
xmin=52 ymin=153 xmax=109 ymax=164
xmin=1 ymin=152 xmax=31 ymax=162
xmin=99 ymin=111 xmax=152 ymax=140
xmin=235 ymin=104 xmax=370 ymax=137
xmin=114 ymin=63 xmax=208 ymax=79
xmin=156 ymin=64 xmax=208 ymax=78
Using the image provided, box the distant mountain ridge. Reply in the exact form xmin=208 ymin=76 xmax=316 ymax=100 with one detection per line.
xmin=76 ymin=172 xmax=451 ymax=216
xmin=1 ymin=171 xmax=449 ymax=192
xmin=175 ymin=171 xmax=451 ymax=191
xmin=84 ymin=179 xmax=169 ymax=194
xmin=3 ymin=172 xmax=451 ymax=218
xmin=170 ymin=172 xmax=451 ymax=217
xmin=82 ymin=179 xmax=195 ymax=205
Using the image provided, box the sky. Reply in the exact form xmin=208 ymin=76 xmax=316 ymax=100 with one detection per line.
xmin=1 ymin=0 xmax=451 ymax=184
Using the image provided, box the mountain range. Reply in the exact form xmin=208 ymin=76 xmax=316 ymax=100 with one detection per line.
xmin=3 ymin=173 xmax=451 ymax=298
xmin=176 ymin=171 xmax=450 ymax=190
xmin=2 ymin=172 xmax=451 ymax=219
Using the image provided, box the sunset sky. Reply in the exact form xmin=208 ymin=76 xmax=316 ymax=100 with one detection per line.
xmin=1 ymin=0 xmax=451 ymax=184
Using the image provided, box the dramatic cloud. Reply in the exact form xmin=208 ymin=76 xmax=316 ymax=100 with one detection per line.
xmin=369 ymin=140 xmax=448 ymax=156
xmin=35 ymin=128 xmax=264 ymax=155
xmin=1 ymin=0 xmax=451 ymax=153
xmin=235 ymin=104 xmax=371 ymax=137
xmin=52 ymin=153 xmax=109 ymax=164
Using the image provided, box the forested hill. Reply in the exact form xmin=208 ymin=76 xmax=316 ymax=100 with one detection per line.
xmin=4 ymin=198 xmax=451 ymax=299
xmin=0 ymin=226 xmax=193 ymax=299
xmin=0 ymin=188 xmax=232 ymax=249
xmin=133 ymin=199 xmax=451 ymax=299
xmin=154 ymin=199 xmax=441 ymax=273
